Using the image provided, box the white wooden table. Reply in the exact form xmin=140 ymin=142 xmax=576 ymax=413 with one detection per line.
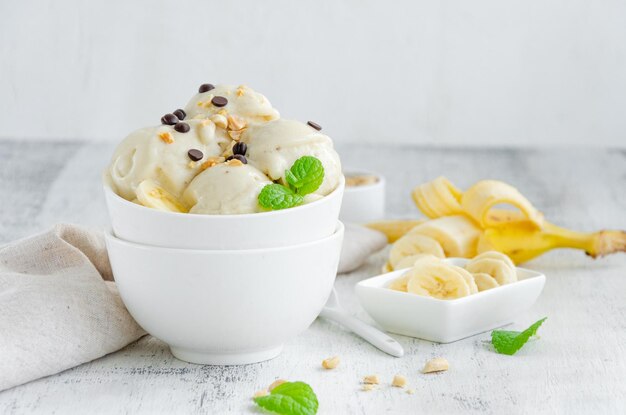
xmin=1 ymin=141 xmax=625 ymax=414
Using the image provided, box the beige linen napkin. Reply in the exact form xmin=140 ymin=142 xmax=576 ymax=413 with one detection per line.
xmin=0 ymin=224 xmax=145 ymax=392
xmin=338 ymin=224 xmax=387 ymax=274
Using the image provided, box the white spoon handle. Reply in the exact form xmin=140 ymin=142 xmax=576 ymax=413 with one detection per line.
xmin=320 ymin=308 xmax=404 ymax=357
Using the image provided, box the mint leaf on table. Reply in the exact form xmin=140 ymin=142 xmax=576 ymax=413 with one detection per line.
xmin=258 ymin=184 xmax=304 ymax=210
xmin=285 ymin=156 xmax=324 ymax=196
xmin=491 ymin=317 xmax=547 ymax=355
xmin=253 ymin=381 xmax=319 ymax=415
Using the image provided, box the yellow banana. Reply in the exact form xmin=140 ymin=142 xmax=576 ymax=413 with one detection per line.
xmin=380 ymin=176 xmax=626 ymax=267
xmin=477 ymin=220 xmax=626 ymax=264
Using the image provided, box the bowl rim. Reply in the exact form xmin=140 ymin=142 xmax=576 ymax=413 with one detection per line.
xmin=356 ymin=258 xmax=546 ymax=305
xmin=103 ymin=171 xmax=345 ymax=219
xmin=105 ymin=221 xmax=345 ymax=254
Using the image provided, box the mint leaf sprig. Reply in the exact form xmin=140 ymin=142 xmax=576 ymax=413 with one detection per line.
xmin=253 ymin=381 xmax=319 ymax=415
xmin=259 ymin=156 xmax=325 ymax=210
xmin=491 ymin=317 xmax=547 ymax=355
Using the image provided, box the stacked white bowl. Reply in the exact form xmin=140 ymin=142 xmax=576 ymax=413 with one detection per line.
xmin=103 ymin=174 xmax=345 ymax=365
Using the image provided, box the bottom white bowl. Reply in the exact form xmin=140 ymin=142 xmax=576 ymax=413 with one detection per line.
xmin=356 ymin=258 xmax=545 ymax=343
xmin=105 ymin=222 xmax=344 ymax=365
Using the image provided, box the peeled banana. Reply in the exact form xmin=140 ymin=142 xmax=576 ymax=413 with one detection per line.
xmin=378 ymin=177 xmax=626 ymax=268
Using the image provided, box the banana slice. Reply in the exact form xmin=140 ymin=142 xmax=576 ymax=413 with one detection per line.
xmin=408 ymin=215 xmax=481 ymax=258
xmin=394 ymin=253 xmax=441 ymax=270
xmin=471 ymin=250 xmax=515 ymax=270
xmin=465 ymin=257 xmax=517 ymax=285
xmin=389 ymin=234 xmax=445 ymax=268
xmin=454 ymin=266 xmax=479 ymax=294
xmin=412 ymin=177 xmax=463 ymax=218
xmin=388 ymin=274 xmax=410 ymax=292
xmin=405 ymin=262 xmax=471 ymax=299
xmin=461 ymin=180 xmax=544 ymax=229
xmin=472 ymin=273 xmax=500 ymax=291
xmin=136 ymin=179 xmax=188 ymax=213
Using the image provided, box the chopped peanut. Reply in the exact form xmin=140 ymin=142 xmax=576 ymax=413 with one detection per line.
xmin=391 ymin=374 xmax=407 ymax=388
xmin=362 ymin=384 xmax=377 ymax=392
xmin=158 ymin=132 xmax=173 ymax=144
xmin=187 ymin=161 xmax=196 ymax=169
xmin=422 ymin=357 xmax=449 ymax=374
xmin=363 ymin=375 xmax=380 ymax=385
xmin=268 ymin=379 xmax=287 ymax=391
xmin=227 ymin=114 xmax=247 ymax=131
xmin=253 ymin=390 xmax=269 ymax=398
xmin=209 ymin=114 xmax=228 ymax=129
xmin=200 ymin=157 xmax=225 ymax=170
xmin=225 ymin=158 xmax=244 ymax=167
xmin=322 ymin=356 xmax=340 ymax=370
xmin=228 ymin=129 xmax=244 ymax=141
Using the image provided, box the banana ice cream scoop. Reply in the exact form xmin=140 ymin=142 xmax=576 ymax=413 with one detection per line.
xmin=184 ymin=84 xmax=279 ymax=124
xmin=108 ymin=119 xmax=226 ymax=201
xmin=183 ymin=162 xmax=272 ymax=214
xmin=242 ymin=119 xmax=342 ymax=196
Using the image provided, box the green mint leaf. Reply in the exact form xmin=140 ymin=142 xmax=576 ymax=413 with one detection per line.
xmin=285 ymin=156 xmax=324 ymax=196
xmin=285 ymin=169 xmax=299 ymax=192
xmin=258 ymin=184 xmax=304 ymax=210
xmin=253 ymin=381 xmax=319 ymax=415
xmin=491 ymin=317 xmax=547 ymax=355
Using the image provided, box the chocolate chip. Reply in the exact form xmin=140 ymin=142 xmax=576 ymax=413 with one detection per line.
xmin=174 ymin=122 xmax=190 ymax=133
xmin=173 ymin=109 xmax=186 ymax=120
xmin=211 ymin=96 xmax=228 ymax=107
xmin=226 ymin=154 xmax=247 ymax=164
xmin=161 ymin=113 xmax=179 ymax=125
xmin=307 ymin=121 xmax=322 ymax=131
xmin=199 ymin=83 xmax=215 ymax=93
xmin=187 ymin=149 xmax=204 ymax=161
xmin=233 ymin=142 xmax=247 ymax=156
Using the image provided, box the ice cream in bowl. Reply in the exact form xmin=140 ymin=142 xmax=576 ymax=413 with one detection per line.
xmin=103 ymin=83 xmax=345 ymax=364
xmin=103 ymin=84 xmax=344 ymax=249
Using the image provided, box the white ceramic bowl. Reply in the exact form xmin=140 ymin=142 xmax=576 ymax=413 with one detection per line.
xmin=105 ymin=222 xmax=344 ymax=365
xmin=355 ymin=258 xmax=545 ymax=343
xmin=339 ymin=170 xmax=385 ymax=223
xmin=103 ymin=173 xmax=344 ymax=249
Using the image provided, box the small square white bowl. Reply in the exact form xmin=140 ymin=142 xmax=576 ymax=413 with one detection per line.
xmin=355 ymin=258 xmax=546 ymax=343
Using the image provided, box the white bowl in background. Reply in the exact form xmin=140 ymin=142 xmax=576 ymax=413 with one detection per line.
xmin=105 ymin=222 xmax=344 ymax=365
xmin=339 ymin=170 xmax=385 ymax=223
xmin=103 ymin=173 xmax=344 ymax=249
xmin=355 ymin=258 xmax=545 ymax=343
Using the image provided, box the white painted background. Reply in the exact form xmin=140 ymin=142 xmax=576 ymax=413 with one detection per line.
xmin=1 ymin=0 xmax=625 ymax=147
